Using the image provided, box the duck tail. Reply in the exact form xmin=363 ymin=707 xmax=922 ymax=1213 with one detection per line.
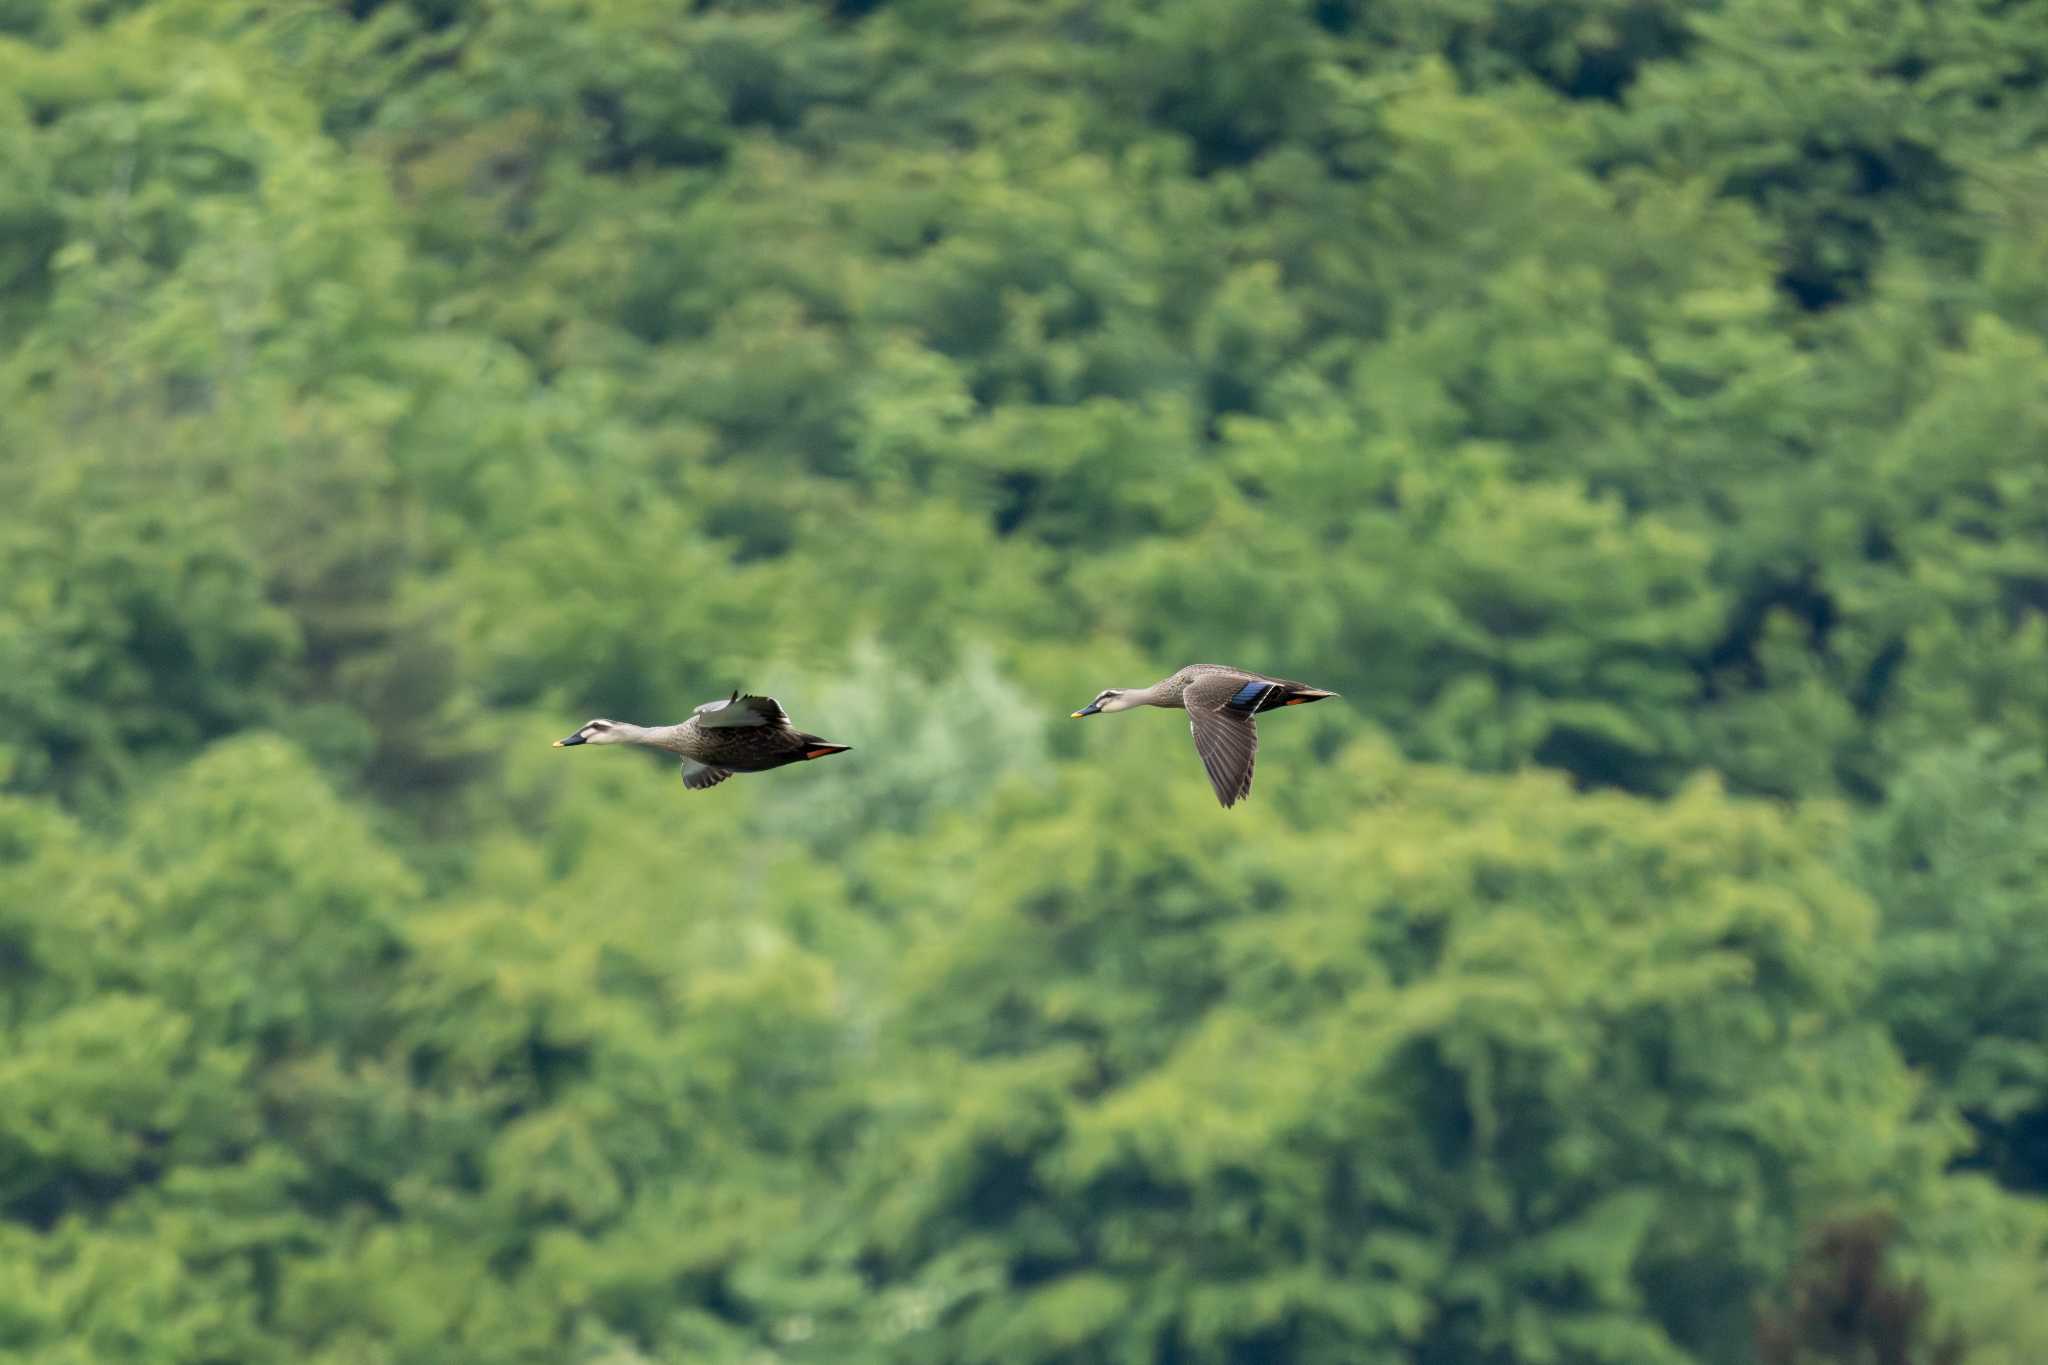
xmin=1273 ymin=687 xmax=1338 ymax=709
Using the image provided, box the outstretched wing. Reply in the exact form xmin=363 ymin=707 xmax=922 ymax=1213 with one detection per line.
xmin=1183 ymin=673 xmax=1262 ymax=808
xmin=680 ymin=759 xmax=736 ymax=791
xmin=692 ymin=691 xmax=791 ymax=729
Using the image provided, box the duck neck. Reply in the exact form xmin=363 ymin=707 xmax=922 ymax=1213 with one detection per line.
xmin=610 ymin=721 xmax=672 ymax=746
xmin=1126 ymin=679 xmax=1173 ymax=709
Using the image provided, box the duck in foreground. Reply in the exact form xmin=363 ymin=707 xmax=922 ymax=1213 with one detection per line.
xmin=555 ymin=692 xmax=850 ymax=791
xmin=1071 ymin=664 xmax=1338 ymax=808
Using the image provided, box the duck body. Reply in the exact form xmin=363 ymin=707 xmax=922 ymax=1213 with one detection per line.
xmin=1071 ymin=664 xmax=1337 ymax=808
xmin=555 ymin=693 xmax=850 ymax=791
xmin=1119 ymin=664 xmax=1333 ymax=711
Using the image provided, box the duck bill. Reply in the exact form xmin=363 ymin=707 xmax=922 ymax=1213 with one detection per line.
xmin=553 ymin=733 xmax=587 ymax=747
xmin=1070 ymin=703 xmax=1101 ymax=718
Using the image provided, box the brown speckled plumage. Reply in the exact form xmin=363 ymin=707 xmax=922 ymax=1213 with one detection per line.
xmin=554 ymin=692 xmax=850 ymax=792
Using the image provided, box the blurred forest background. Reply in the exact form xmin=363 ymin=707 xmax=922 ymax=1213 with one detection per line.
xmin=4 ymin=0 xmax=2048 ymax=1361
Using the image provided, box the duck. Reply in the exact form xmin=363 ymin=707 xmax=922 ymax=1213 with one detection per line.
xmin=1070 ymin=664 xmax=1338 ymax=808
xmin=554 ymin=692 xmax=850 ymax=791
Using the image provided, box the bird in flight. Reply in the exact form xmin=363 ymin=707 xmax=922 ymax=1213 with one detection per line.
xmin=555 ymin=692 xmax=850 ymax=790
xmin=1071 ymin=664 xmax=1338 ymax=808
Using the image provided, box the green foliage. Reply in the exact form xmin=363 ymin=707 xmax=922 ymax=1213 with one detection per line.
xmin=1852 ymin=740 xmax=2048 ymax=1195
xmin=841 ymin=757 xmax=1918 ymax=1365
xmin=2 ymin=0 xmax=2046 ymax=1360
xmin=1755 ymin=1213 xmax=1963 ymax=1365
xmin=0 ymin=481 xmax=298 ymax=802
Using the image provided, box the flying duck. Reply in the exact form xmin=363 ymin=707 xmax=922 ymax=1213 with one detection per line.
xmin=555 ymin=692 xmax=850 ymax=790
xmin=1071 ymin=664 xmax=1337 ymax=808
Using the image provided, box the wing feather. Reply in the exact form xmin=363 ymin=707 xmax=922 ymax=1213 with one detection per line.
xmin=1184 ymin=673 xmax=1260 ymax=808
xmin=693 ymin=692 xmax=791 ymax=729
xmin=680 ymin=759 xmax=736 ymax=790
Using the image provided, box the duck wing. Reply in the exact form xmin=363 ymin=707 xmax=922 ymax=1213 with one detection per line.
xmin=1183 ymin=672 xmax=1264 ymax=808
xmin=680 ymin=759 xmax=736 ymax=791
xmin=692 ymin=691 xmax=792 ymax=729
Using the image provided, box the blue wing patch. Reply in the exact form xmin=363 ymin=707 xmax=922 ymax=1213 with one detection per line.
xmin=1228 ymin=680 xmax=1272 ymax=711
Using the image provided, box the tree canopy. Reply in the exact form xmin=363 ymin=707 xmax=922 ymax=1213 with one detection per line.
xmin=3 ymin=0 xmax=2047 ymax=1361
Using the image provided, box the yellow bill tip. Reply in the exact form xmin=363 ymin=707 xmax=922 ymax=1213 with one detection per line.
xmin=551 ymin=739 xmax=565 ymax=747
